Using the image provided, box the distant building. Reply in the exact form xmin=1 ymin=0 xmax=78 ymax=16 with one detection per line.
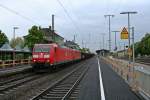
xmin=117 ymin=49 xmax=127 ymax=58
xmin=24 ymin=26 xmax=64 ymax=45
xmin=40 ymin=26 xmax=64 ymax=44
xmin=96 ymin=49 xmax=109 ymax=56
xmin=64 ymin=40 xmax=80 ymax=50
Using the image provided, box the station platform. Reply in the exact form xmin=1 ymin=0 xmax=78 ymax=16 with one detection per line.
xmin=78 ymin=57 xmax=142 ymax=100
xmin=0 ymin=65 xmax=32 ymax=77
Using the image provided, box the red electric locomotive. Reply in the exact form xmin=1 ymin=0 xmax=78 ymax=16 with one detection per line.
xmin=32 ymin=43 xmax=81 ymax=71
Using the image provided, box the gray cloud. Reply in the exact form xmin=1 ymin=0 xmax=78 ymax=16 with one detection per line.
xmin=0 ymin=0 xmax=150 ymax=52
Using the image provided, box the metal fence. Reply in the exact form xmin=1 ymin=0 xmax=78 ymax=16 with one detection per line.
xmin=0 ymin=59 xmax=31 ymax=68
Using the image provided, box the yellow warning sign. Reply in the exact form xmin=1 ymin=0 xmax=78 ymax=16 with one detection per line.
xmin=121 ymin=27 xmax=128 ymax=39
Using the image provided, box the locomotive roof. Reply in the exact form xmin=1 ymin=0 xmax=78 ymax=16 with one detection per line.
xmin=34 ymin=43 xmax=80 ymax=51
xmin=35 ymin=43 xmax=58 ymax=46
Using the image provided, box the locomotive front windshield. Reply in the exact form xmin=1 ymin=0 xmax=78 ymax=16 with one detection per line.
xmin=34 ymin=46 xmax=50 ymax=53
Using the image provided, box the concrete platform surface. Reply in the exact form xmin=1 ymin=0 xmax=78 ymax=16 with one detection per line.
xmin=78 ymin=57 xmax=141 ymax=100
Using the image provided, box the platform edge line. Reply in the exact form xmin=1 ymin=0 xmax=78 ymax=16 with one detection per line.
xmin=97 ymin=57 xmax=106 ymax=100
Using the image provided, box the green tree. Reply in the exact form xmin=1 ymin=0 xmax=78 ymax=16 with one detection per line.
xmin=134 ymin=33 xmax=150 ymax=56
xmin=140 ymin=33 xmax=150 ymax=55
xmin=0 ymin=30 xmax=9 ymax=47
xmin=134 ymin=42 xmax=140 ymax=56
xmin=24 ymin=26 xmax=44 ymax=49
xmin=10 ymin=37 xmax=24 ymax=48
xmin=80 ymin=48 xmax=90 ymax=53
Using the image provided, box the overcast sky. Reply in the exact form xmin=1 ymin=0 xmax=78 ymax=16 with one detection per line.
xmin=0 ymin=0 xmax=150 ymax=52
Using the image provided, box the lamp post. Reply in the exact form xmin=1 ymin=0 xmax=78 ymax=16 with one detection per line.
xmin=104 ymin=14 xmax=114 ymax=52
xmin=101 ymin=33 xmax=105 ymax=50
xmin=120 ymin=12 xmax=137 ymax=87
xmin=112 ymin=31 xmax=120 ymax=51
xmin=120 ymin=11 xmax=137 ymax=65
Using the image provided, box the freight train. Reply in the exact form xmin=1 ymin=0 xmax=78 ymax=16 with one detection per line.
xmin=32 ymin=43 xmax=93 ymax=71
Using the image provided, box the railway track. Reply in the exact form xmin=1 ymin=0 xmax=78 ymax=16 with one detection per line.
xmin=136 ymin=58 xmax=150 ymax=66
xmin=117 ymin=57 xmax=150 ymax=66
xmin=0 ymin=73 xmax=47 ymax=95
xmin=136 ymin=61 xmax=150 ymax=66
xmin=0 ymin=66 xmax=32 ymax=85
xmin=0 ymin=58 xmax=92 ymax=100
xmin=31 ymin=63 xmax=89 ymax=100
xmin=0 ymin=72 xmax=34 ymax=85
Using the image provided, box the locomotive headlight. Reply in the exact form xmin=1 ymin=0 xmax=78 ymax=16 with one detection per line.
xmin=33 ymin=55 xmax=38 ymax=58
xmin=44 ymin=54 xmax=50 ymax=58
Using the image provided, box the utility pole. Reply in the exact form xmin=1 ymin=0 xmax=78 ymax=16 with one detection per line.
xmin=99 ymin=41 xmax=101 ymax=50
xmin=13 ymin=27 xmax=19 ymax=66
xmin=85 ymin=41 xmax=87 ymax=48
xmin=131 ymin=27 xmax=135 ymax=66
xmin=13 ymin=27 xmax=19 ymax=40
xmin=124 ymin=43 xmax=126 ymax=56
xmin=82 ymin=40 xmax=84 ymax=48
xmin=52 ymin=14 xmax=55 ymax=42
xmin=112 ymin=31 xmax=120 ymax=51
xmin=100 ymin=33 xmax=105 ymax=56
xmin=52 ymin=14 xmax=55 ymax=31
xmin=88 ymin=33 xmax=91 ymax=48
xmin=119 ymin=42 xmax=121 ymax=50
xmin=73 ymin=35 xmax=76 ymax=42
xmin=101 ymin=33 xmax=105 ymax=49
xmin=120 ymin=11 xmax=137 ymax=65
xmin=104 ymin=14 xmax=114 ymax=52
xmin=131 ymin=26 xmax=137 ymax=91
xmin=106 ymin=40 xmax=109 ymax=50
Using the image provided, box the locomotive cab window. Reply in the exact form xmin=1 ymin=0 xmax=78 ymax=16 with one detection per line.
xmin=34 ymin=46 xmax=51 ymax=53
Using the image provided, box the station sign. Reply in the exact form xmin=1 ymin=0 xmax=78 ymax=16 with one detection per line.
xmin=121 ymin=27 xmax=128 ymax=39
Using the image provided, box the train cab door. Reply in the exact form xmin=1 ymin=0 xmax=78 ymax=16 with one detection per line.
xmin=52 ymin=47 xmax=57 ymax=69
xmin=54 ymin=47 xmax=57 ymax=64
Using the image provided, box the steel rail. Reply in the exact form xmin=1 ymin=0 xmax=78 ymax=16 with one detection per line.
xmin=31 ymin=63 xmax=89 ymax=100
xmin=0 ymin=74 xmax=46 ymax=94
xmin=0 ymin=73 xmax=34 ymax=86
xmin=62 ymin=67 xmax=88 ymax=100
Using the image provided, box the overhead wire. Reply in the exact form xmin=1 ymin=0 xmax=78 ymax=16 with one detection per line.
xmin=66 ymin=0 xmax=83 ymax=42
xmin=56 ymin=0 xmax=81 ymax=33
xmin=0 ymin=3 xmax=39 ymax=25
xmin=56 ymin=0 xmax=87 ymax=49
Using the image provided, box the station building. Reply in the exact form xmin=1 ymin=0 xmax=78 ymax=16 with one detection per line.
xmin=40 ymin=26 xmax=64 ymax=44
xmin=96 ymin=49 xmax=110 ymax=56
